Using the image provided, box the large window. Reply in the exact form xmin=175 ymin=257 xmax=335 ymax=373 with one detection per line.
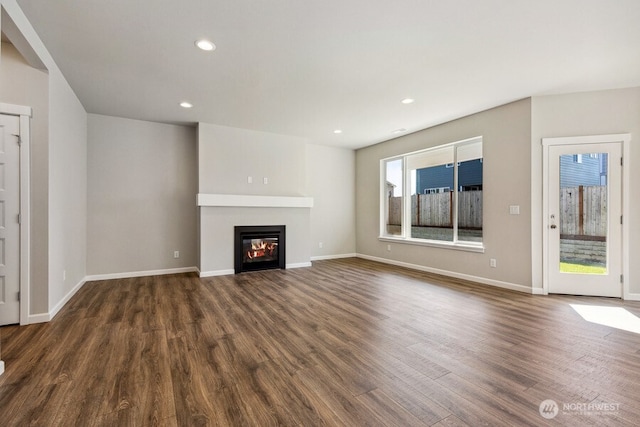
xmin=381 ymin=137 xmax=483 ymax=250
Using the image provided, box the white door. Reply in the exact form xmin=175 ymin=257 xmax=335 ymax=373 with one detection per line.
xmin=0 ymin=114 xmax=21 ymax=325
xmin=545 ymin=141 xmax=622 ymax=297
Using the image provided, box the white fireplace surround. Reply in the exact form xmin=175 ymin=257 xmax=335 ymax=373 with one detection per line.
xmin=198 ymin=194 xmax=314 ymax=277
xmin=197 ymin=193 xmax=314 ymax=208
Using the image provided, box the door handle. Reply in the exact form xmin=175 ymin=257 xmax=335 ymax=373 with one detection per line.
xmin=550 ymin=224 xmax=557 ymax=229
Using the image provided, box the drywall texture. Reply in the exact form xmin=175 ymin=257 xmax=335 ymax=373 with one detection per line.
xmin=356 ymin=99 xmax=533 ymax=288
xmin=198 ymin=123 xmax=307 ymax=196
xmin=87 ymin=114 xmax=197 ymax=275
xmin=531 ymin=87 xmax=640 ymax=295
xmin=0 ymin=40 xmax=50 ymax=315
xmin=306 ymin=143 xmax=356 ymax=258
xmin=48 ymin=66 xmax=87 ymax=310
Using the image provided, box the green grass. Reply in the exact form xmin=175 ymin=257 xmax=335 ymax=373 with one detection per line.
xmin=560 ymin=262 xmax=607 ymax=274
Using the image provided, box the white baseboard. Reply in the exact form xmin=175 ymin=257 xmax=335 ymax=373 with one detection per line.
xmin=0 ymin=360 xmax=4 ymax=376
xmin=311 ymin=253 xmax=357 ymax=261
xmin=85 ymin=266 xmax=198 ymax=282
xmin=356 ymin=253 xmax=535 ymax=294
xmin=624 ymin=292 xmax=640 ymax=301
xmin=48 ymin=278 xmax=87 ymax=321
xmin=199 ymin=269 xmax=235 ymax=277
xmin=27 ymin=312 xmax=51 ymax=324
xmin=199 ymin=262 xmax=312 ymax=277
xmin=287 ymin=262 xmax=312 ymax=269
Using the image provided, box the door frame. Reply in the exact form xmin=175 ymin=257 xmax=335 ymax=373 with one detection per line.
xmin=0 ymin=103 xmax=31 ymax=324
xmin=542 ymin=134 xmax=630 ymax=298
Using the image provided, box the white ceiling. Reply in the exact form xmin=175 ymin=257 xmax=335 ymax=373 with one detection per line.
xmin=14 ymin=0 xmax=640 ymax=149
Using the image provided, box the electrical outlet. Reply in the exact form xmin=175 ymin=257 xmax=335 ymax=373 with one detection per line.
xmin=387 ymin=244 xmax=391 ymax=252
xmin=263 ymin=177 xmax=269 ymax=184
xmin=63 ymin=270 xmax=66 ymax=281
xmin=247 ymin=176 xmax=253 ymax=184
xmin=174 ymin=251 xmax=180 ymax=259
xmin=319 ymin=242 xmax=323 ymax=248
xmin=490 ymin=258 xmax=497 ymax=268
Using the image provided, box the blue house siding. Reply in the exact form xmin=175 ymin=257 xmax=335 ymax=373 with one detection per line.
xmin=416 ymin=159 xmax=483 ymax=193
xmin=560 ymin=154 xmax=607 ymax=188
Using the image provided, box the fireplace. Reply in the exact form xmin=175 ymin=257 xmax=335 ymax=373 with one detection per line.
xmin=234 ymin=225 xmax=286 ymax=273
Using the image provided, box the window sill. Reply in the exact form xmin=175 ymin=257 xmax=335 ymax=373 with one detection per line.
xmin=378 ymin=236 xmax=485 ymax=253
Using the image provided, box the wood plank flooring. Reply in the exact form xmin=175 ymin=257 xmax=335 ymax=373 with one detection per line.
xmin=1 ymin=258 xmax=640 ymax=426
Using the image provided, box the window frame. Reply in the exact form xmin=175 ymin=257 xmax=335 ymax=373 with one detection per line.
xmin=379 ymin=136 xmax=484 ymax=253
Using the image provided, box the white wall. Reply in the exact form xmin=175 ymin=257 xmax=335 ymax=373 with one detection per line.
xmin=87 ymin=114 xmax=198 ymax=275
xmin=306 ymin=143 xmax=356 ymax=259
xmin=356 ymin=99 xmax=533 ymax=291
xmin=48 ymin=67 xmax=87 ymax=313
xmin=198 ymin=123 xmax=307 ymax=196
xmin=531 ymin=87 xmax=640 ymax=296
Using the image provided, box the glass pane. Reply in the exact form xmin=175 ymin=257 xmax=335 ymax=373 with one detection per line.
xmin=385 ymin=159 xmax=403 ymax=235
xmin=559 ymin=153 xmax=608 ymax=274
xmin=411 ymin=146 xmax=454 ymax=241
xmin=457 ymin=158 xmax=483 ymax=242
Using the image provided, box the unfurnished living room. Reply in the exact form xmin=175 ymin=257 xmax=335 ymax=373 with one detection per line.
xmin=1 ymin=1 xmax=640 ymax=425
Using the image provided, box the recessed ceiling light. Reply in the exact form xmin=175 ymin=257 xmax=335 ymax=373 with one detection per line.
xmin=180 ymin=101 xmax=193 ymax=108
xmin=333 ymin=129 xmax=343 ymax=134
xmin=195 ymin=39 xmax=216 ymax=51
xmin=401 ymin=98 xmax=415 ymax=104
xmin=392 ymin=128 xmax=407 ymax=134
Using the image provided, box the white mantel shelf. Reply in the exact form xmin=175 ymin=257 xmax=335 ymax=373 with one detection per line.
xmin=197 ymin=193 xmax=314 ymax=208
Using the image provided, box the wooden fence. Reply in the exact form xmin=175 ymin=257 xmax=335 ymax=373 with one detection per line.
xmin=388 ymin=185 xmax=605 ymax=236
xmin=560 ymin=185 xmax=606 ymax=237
xmin=388 ymin=191 xmax=482 ymax=229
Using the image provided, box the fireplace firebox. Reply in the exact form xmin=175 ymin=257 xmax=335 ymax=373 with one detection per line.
xmin=234 ymin=225 xmax=286 ymax=274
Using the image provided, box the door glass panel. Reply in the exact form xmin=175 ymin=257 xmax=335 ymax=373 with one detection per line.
xmin=559 ymin=153 xmax=608 ymax=274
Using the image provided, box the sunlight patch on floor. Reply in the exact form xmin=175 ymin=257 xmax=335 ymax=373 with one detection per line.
xmin=570 ymin=304 xmax=640 ymax=334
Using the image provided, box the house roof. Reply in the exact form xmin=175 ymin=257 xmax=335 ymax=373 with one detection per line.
xmin=12 ymin=0 xmax=640 ymax=149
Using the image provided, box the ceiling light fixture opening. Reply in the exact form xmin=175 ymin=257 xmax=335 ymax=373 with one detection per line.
xmin=180 ymin=101 xmax=193 ymax=108
xmin=401 ymin=98 xmax=415 ymax=104
xmin=392 ymin=128 xmax=407 ymax=134
xmin=333 ymin=129 xmax=343 ymax=134
xmin=195 ymin=39 xmax=216 ymax=51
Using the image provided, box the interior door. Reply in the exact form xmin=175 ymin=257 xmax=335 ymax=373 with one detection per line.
xmin=0 ymin=114 xmax=21 ymax=325
xmin=546 ymin=142 xmax=622 ymax=297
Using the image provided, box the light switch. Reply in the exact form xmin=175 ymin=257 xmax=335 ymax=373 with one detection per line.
xmin=509 ymin=205 xmax=520 ymax=215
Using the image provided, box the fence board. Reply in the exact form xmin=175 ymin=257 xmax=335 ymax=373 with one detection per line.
xmin=560 ymin=186 xmax=606 ymax=237
xmin=388 ymin=186 xmax=605 ymax=237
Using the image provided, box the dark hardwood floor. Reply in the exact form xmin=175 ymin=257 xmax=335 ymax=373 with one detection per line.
xmin=1 ymin=258 xmax=640 ymax=426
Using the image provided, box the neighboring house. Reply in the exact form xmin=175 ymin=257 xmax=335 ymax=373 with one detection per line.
xmin=385 ymin=181 xmax=397 ymax=198
xmin=415 ymin=159 xmax=483 ymax=194
xmin=560 ymin=153 xmax=608 ymax=187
